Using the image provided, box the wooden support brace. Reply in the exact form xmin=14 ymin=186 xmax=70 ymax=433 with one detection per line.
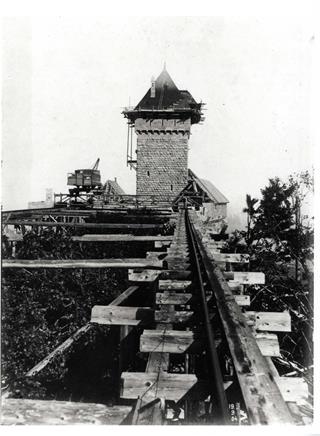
xmin=140 ymin=330 xmax=202 ymax=354
xmin=91 ymin=305 xmax=154 ymax=326
xmin=244 ymin=311 xmax=291 ymax=332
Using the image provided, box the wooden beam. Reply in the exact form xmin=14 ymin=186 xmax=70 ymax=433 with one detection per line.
xmin=158 ymin=280 xmax=192 ymax=291
xmin=26 ymin=324 xmax=94 ymax=377
xmin=154 ymin=240 xmax=171 ymax=248
xmin=0 ymin=399 xmax=131 ymax=425
xmin=3 ymin=258 xmax=163 ymax=269
xmin=164 ymin=260 xmax=190 ymax=270
xmin=160 ymin=270 xmax=191 ymax=279
xmin=128 ymin=269 xmax=191 ymax=282
xmin=109 ymin=286 xmax=139 ymax=306
xmin=156 ymin=292 xmax=192 ymax=305
xmin=121 ymin=372 xmax=202 ymax=401
xmin=4 ymin=220 xmax=163 ymax=229
xmin=91 ymin=305 xmax=154 ymax=326
xmin=72 ymin=234 xmax=173 ymax=242
xmin=245 ymin=311 xmax=291 ymax=332
xmin=154 ymin=310 xmax=193 ymax=324
xmin=224 ymin=271 xmax=265 ymax=285
xmin=210 ymin=253 xmax=250 ymax=263
xmin=128 ymin=269 xmax=161 ymax=282
xmin=234 ymin=295 xmax=250 ymax=306
xmin=140 ymin=330 xmax=202 ymax=354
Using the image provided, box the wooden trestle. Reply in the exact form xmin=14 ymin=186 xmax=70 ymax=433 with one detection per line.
xmin=1 ymin=206 xmax=311 ymax=425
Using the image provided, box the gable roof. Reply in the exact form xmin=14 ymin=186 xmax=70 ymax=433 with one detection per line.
xmin=189 ymin=169 xmax=229 ymax=204
xmin=103 ymin=179 xmax=125 ymax=195
xmin=135 ymin=67 xmax=198 ymax=110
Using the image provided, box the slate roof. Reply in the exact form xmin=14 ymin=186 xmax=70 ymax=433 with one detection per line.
xmin=135 ymin=67 xmax=198 ymax=110
xmin=189 ymin=169 xmax=229 ymax=204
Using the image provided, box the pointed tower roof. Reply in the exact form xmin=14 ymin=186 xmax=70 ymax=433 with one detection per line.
xmin=135 ymin=67 xmax=197 ymax=111
xmin=123 ymin=67 xmax=204 ymax=124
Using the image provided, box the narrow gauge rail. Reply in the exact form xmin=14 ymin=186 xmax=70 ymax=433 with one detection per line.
xmin=1 ymin=205 xmax=310 ymax=425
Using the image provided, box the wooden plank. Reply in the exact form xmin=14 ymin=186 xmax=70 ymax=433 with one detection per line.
xmin=159 ymin=270 xmax=191 ymax=280
xmin=129 ymin=268 xmax=192 ymax=282
xmin=91 ymin=305 xmax=154 ymax=326
xmin=72 ymin=234 xmax=173 ymax=242
xmin=224 ymin=271 xmax=265 ymax=285
xmin=128 ymin=269 xmax=161 ymax=282
xmin=4 ymin=220 xmax=163 ymax=229
xmin=203 ymin=241 xmax=226 ymax=247
xmin=140 ymin=330 xmax=202 ymax=354
xmin=146 ymin=251 xmax=167 ymax=259
xmin=255 ymin=333 xmax=281 ymax=356
xmin=154 ymin=240 xmax=171 ymax=248
xmin=164 ymin=261 xmax=190 ymax=270
xmin=26 ymin=324 xmax=94 ymax=377
xmin=121 ymin=372 xmax=200 ymax=401
xmin=3 ymin=258 xmax=163 ymax=269
xmin=158 ymin=280 xmax=192 ymax=291
xmin=275 ymin=378 xmax=309 ymax=404
xmin=245 ymin=311 xmax=291 ymax=332
xmin=110 ymin=286 xmax=139 ymax=306
xmin=189 ymin=212 xmax=294 ymax=424
xmin=210 ymin=253 xmax=250 ymax=263
xmin=156 ymin=292 xmax=192 ymax=305
xmin=0 ymin=399 xmax=131 ymax=425
xmin=234 ymin=295 xmax=250 ymax=306
xmin=154 ymin=310 xmax=193 ymax=324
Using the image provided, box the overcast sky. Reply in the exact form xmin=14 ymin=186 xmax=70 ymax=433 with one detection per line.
xmin=2 ymin=16 xmax=315 ymax=225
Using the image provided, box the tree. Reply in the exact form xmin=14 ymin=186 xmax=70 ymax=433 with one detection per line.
xmin=244 ymin=171 xmax=314 ymax=269
xmin=242 ymin=194 xmax=259 ymax=243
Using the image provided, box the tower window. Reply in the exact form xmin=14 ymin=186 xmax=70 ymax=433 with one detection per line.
xmin=147 ymin=171 xmax=150 ymax=177
xmin=170 ymin=184 xmax=173 ymax=191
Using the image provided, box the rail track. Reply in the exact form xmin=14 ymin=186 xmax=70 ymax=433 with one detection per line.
xmin=1 ymin=204 xmax=312 ymax=425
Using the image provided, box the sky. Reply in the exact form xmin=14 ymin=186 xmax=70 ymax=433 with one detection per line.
xmin=2 ymin=16 xmax=315 ymax=228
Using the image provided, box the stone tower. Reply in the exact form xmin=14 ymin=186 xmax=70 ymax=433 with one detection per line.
xmin=123 ymin=67 xmax=203 ymax=203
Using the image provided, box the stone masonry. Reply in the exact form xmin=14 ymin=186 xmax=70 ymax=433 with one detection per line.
xmin=134 ymin=118 xmax=191 ymax=200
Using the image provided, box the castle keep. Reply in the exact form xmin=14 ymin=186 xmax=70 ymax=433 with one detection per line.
xmin=123 ymin=67 xmax=203 ymax=201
